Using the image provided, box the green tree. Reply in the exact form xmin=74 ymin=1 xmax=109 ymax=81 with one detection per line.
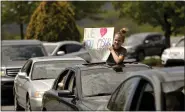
xmin=70 ymin=1 xmax=106 ymax=20
xmin=25 ymin=1 xmax=80 ymax=42
xmin=1 ymin=1 xmax=39 ymax=39
xmin=113 ymin=1 xmax=185 ymax=47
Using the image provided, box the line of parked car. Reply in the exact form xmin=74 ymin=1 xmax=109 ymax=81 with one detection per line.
xmin=1 ymin=36 xmax=184 ymax=111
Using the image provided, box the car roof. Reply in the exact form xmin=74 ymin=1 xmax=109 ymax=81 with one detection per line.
xmin=43 ymin=41 xmax=82 ymax=45
xmin=126 ymin=66 xmax=184 ymax=83
xmin=2 ymin=40 xmax=43 ymax=46
xmin=30 ymin=56 xmax=86 ymax=62
xmin=129 ymin=32 xmax=162 ymax=38
xmin=73 ymin=62 xmax=151 ymax=71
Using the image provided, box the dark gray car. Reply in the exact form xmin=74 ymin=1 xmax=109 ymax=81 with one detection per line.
xmin=1 ymin=40 xmax=48 ymax=97
xmin=124 ymin=32 xmax=167 ymax=61
xmin=41 ymin=62 xmax=151 ymax=111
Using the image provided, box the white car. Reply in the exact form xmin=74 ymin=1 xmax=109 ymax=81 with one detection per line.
xmin=161 ymin=37 xmax=184 ymax=66
xmin=14 ymin=56 xmax=86 ymax=111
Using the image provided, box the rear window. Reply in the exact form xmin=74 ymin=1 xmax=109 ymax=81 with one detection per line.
xmin=2 ymin=45 xmax=45 ymax=62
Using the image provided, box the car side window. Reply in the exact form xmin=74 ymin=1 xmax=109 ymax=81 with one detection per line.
xmin=107 ymin=77 xmax=140 ymax=111
xmin=21 ymin=60 xmax=32 ymax=76
xmin=152 ymin=35 xmax=162 ymax=42
xmin=26 ymin=61 xmax=32 ymax=76
xmin=21 ymin=60 xmax=30 ymax=72
xmin=65 ymin=44 xmax=82 ymax=54
xmin=55 ymin=70 xmax=70 ymax=90
xmin=131 ymin=79 xmax=155 ymax=111
xmin=58 ymin=45 xmax=67 ymax=54
xmin=146 ymin=36 xmax=155 ymax=42
xmin=64 ymin=71 xmax=76 ymax=93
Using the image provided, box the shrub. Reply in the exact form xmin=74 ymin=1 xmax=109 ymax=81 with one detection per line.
xmin=142 ymin=57 xmax=162 ymax=67
xmin=25 ymin=1 xmax=80 ymax=42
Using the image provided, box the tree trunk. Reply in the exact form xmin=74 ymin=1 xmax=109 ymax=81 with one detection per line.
xmin=164 ymin=30 xmax=171 ymax=48
xmin=164 ymin=13 xmax=171 ymax=48
xmin=20 ymin=23 xmax=24 ymax=40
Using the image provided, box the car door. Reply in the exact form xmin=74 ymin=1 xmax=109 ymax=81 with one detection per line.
xmin=107 ymin=76 xmax=156 ymax=111
xmin=14 ymin=60 xmax=30 ymax=101
xmin=107 ymin=77 xmax=141 ymax=111
xmin=16 ymin=60 xmax=32 ymax=105
xmin=128 ymin=78 xmax=156 ymax=111
xmin=54 ymin=70 xmax=79 ymax=111
xmin=43 ymin=69 xmax=70 ymax=111
xmin=144 ymin=36 xmax=156 ymax=56
xmin=152 ymin=34 xmax=164 ymax=55
xmin=18 ymin=60 xmax=32 ymax=106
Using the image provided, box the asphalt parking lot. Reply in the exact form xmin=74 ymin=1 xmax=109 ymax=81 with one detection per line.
xmin=1 ymin=95 xmax=14 ymax=111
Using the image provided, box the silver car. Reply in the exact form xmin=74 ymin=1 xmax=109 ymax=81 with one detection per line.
xmin=14 ymin=56 xmax=86 ymax=111
xmin=43 ymin=41 xmax=84 ymax=56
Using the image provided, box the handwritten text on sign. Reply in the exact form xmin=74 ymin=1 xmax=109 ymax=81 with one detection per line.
xmin=84 ymin=28 xmax=114 ymax=49
xmin=83 ymin=27 xmax=114 ymax=61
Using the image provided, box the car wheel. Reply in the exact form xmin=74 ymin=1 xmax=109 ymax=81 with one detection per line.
xmin=26 ymin=97 xmax=32 ymax=111
xmin=14 ymin=95 xmax=24 ymax=111
xmin=137 ymin=51 xmax=145 ymax=62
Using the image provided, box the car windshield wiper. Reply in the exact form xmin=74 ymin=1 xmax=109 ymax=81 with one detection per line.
xmin=85 ymin=93 xmax=111 ymax=97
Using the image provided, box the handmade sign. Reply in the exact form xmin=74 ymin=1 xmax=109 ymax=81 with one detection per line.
xmin=83 ymin=27 xmax=114 ymax=61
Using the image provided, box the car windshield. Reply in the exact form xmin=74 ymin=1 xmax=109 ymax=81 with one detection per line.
xmin=44 ymin=44 xmax=57 ymax=54
xmin=2 ymin=45 xmax=45 ymax=62
xmin=81 ymin=66 xmax=150 ymax=97
xmin=176 ymin=39 xmax=184 ymax=47
xmin=81 ymin=68 xmax=126 ymax=97
xmin=125 ymin=34 xmax=145 ymax=46
xmin=32 ymin=60 xmax=85 ymax=80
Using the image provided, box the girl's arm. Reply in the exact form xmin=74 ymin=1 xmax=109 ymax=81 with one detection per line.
xmin=109 ymin=47 xmax=125 ymax=64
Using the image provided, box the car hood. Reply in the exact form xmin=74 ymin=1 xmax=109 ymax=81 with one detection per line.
xmin=1 ymin=60 xmax=26 ymax=68
xmin=165 ymin=47 xmax=184 ymax=53
xmin=124 ymin=45 xmax=133 ymax=49
xmin=82 ymin=96 xmax=111 ymax=110
xmin=32 ymin=79 xmax=55 ymax=91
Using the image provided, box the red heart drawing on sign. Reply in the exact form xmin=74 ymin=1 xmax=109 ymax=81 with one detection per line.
xmin=100 ymin=28 xmax=107 ymax=37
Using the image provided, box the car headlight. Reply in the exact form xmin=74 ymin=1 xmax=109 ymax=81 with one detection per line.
xmin=33 ymin=91 xmax=45 ymax=98
xmin=0 ymin=68 xmax=6 ymax=76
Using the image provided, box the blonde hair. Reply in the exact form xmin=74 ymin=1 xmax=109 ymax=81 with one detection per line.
xmin=115 ymin=27 xmax=128 ymax=41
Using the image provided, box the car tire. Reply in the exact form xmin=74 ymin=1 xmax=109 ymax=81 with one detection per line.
xmin=26 ymin=97 xmax=32 ymax=111
xmin=14 ymin=94 xmax=24 ymax=111
xmin=137 ymin=51 xmax=145 ymax=62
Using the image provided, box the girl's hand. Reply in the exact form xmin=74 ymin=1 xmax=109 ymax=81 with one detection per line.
xmin=109 ymin=46 xmax=113 ymax=52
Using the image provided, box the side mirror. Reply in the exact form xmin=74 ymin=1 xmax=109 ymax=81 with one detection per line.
xmin=57 ymin=51 xmax=65 ymax=56
xmin=144 ymin=40 xmax=150 ymax=44
xmin=58 ymin=90 xmax=73 ymax=97
xmin=18 ymin=72 xmax=28 ymax=79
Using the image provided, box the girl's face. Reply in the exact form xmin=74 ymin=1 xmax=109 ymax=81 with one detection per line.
xmin=113 ymin=34 xmax=124 ymax=49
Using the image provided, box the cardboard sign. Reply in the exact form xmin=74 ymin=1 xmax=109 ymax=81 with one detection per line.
xmin=83 ymin=27 xmax=114 ymax=61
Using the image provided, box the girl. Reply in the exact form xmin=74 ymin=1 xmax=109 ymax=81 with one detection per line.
xmin=106 ymin=28 xmax=127 ymax=65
